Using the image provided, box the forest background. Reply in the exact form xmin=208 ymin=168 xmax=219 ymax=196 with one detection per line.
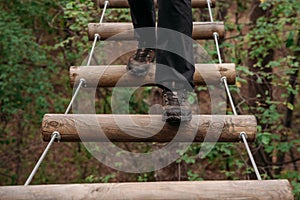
xmin=1 ymin=0 xmax=300 ymax=198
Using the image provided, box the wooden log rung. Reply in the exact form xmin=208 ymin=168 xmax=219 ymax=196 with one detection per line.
xmin=88 ymin=22 xmax=225 ymax=40
xmin=70 ymin=63 xmax=235 ymax=87
xmin=0 ymin=180 xmax=294 ymax=200
xmin=42 ymin=114 xmax=257 ymax=142
xmin=98 ymin=0 xmax=216 ymax=8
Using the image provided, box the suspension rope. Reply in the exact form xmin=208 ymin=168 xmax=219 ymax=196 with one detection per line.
xmin=213 ymin=32 xmax=222 ymax=64
xmin=24 ymin=2 xmax=110 ymax=186
xmin=99 ymin=0 xmax=109 ymax=24
xmin=24 ymin=132 xmax=61 ymax=186
xmin=206 ymin=0 xmax=262 ymax=180
xmin=87 ymin=0 xmax=109 ymax=66
xmin=221 ymin=77 xmax=237 ymax=115
xmin=65 ymin=78 xmax=87 ymax=114
xmin=240 ymin=132 xmax=262 ymax=180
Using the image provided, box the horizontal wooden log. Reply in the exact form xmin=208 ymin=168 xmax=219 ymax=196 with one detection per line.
xmin=70 ymin=63 xmax=235 ymax=87
xmin=41 ymin=114 xmax=256 ymax=142
xmin=88 ymin=22 xmax=225 ymax=40
xmin=0 ymin=180 xmax=294 ymax=200
xmin=98 ymin=0 xmax=216 ymax=8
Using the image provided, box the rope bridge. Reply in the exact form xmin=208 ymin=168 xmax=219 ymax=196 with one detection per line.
xmin=0 ymin=0 xmax=294 ymax=199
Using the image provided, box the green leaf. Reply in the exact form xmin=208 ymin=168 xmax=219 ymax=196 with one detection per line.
xmin=286 ymin=31 xmax=295 ymax=48
xmin=287 ymin=102 xmax=294 ymax=110
xmin=261 ymin=134 xmax=271 ymax=145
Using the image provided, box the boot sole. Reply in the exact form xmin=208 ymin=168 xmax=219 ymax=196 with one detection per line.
xmin=162 ymin=113 xmax=192 ymax=123
xmin=126 ymin=63 xmax=150 ymax=77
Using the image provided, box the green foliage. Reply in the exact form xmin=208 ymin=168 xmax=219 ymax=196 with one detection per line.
xmin=0 ymin=0 xmax=70 ymax=185
xmin=187 ymin=170 xmax=203 ymax=181
xmin=1 ymin=2 xmax=300 ymax=199
xmin=137 ymin=173 xmax=149 ymax=182
xmin=85 ymin=174 xmax=116 ymax=183
xmin=0 ymin=5 xmax=52 ymax=117
xmin=222 ymin=0 xmax=300 ymax=196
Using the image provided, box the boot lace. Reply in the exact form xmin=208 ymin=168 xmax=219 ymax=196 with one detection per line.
xmin=133 ymin=48 xmax=155 ymax=63
xmin=163 ymin=89 xmax=188 ymax=106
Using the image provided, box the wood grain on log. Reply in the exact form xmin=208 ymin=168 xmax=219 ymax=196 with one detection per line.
xmin=0 ymin=180 xmax=294 ymax=200
xmin=98 ymin=0 xmax=216 ymax=8
xmin=70 ymin=63 xmax=235 ymax=87
xmin=41 ymin=114 xmax=256 ymax=142
xmin=88 ymin=22 xmax=225 ymax=40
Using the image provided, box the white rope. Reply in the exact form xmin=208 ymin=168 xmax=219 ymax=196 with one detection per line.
xmin=65 ymin=78 xmax=87 ymax=114
xmin=240 ymin=132 xmax=262 ymax=180
xmin=87 ymin=34 xmax=100 ymax=66
xmin=24 ymin=2 xmax=110 ymax=186
xmin=221 ymin=77 xmax=237 ymax=116
xmin=206 ymin=1 xmax=262 ymax=180
xmin=86 ymin=0 xmax=109 ymax=66
xmin=207 ymin=0 xmax=214 ymax=23
xmin=24 ymin=132 xmax=61 ymax=186
xmin=99 ymin=0 xmax=109 ymax=24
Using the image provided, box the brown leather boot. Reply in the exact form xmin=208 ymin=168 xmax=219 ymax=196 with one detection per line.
xmin=162 ymin=89 xmax=192 ymax=123
xmin=126 ymin=48 xmax=155 ymax=76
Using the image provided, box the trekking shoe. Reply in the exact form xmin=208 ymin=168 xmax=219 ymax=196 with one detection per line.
xmin=162 ymin=89 xmax=192 ymax=123
xmin=127 ymin=48 xmax=155 ymax=76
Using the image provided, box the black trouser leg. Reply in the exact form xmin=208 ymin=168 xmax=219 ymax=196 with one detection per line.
xmin=128 ymin=0 xmax=156 ymax=48
xmin=156 ymin=0 xmax=195 ymax=90
xmin=128 ymin=0 xmax=195 ymax=90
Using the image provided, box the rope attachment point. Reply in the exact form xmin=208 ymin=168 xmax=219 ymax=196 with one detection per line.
xmin=24 ymin=131 xmax=61 ymax=186
xmin=207 ymin=1 xmax=261 ymax=181
xmin=52 ymin=131 xmax=61 ymax=142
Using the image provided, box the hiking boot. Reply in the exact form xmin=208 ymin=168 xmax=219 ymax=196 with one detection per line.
xmin=162 ymin=89 xmax=192 ymax=123
xmin=127 ymin=48 xmax=155 ymax=76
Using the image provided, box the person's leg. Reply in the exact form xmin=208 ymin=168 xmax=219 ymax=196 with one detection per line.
xmin=156 ymin=0 xmax=195 ymax=122
xmin=156 ymin=0 xmax=195 ymax=91
xmin=127 ymin=0 xmax=156 ymax=76
xmin=128 ymin=0 xmax=156 ymax=48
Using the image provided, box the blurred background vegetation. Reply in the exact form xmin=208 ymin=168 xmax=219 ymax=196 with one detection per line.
xmin=1 ymin=0 xmax=300 ymax=198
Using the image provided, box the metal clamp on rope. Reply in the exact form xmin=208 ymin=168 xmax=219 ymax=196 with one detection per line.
xmin=213 ymin=32 xmax=219 ymax=39
xmin=239 ymin=132 xmax=247 ymax=140
xmin=80 ymin=78 xmax=87 ymax=88
xmin=220 ymin=76 xmax=227 ymax=83
xmin=94 ymin=33 xmax=101 ymax=40
xmin=52 ymin=131 xmax=61 ymax=142
xmin=206 ymin=0 xmax=212 ymax=6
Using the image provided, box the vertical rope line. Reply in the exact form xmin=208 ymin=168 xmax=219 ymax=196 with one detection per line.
xmin=207 ymin=0 xmax=214 ymax=22
xmin=65 ymin=78 xmax=86 ymax=114
xmin=86 ymin=34 xmax=100 ymax=67
xmin=221 ymin=77 xmax=237 ymax=116
xmin=240 ymin=132 xmax=262 ymax=180
xmin=207 ymin=0 xmax=261 ymax=180
xmin=24 ymin=2 xmax=110 ymax=186
xmin=24 ymin=132 xmax=61 ymax=186
xmin=213 ymin=32 xmax=222 ymax=64
xmin=86 ymin=0 xmax=109 ymax=66
xmin=99 ymin=0 xmax=109 ymax=24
